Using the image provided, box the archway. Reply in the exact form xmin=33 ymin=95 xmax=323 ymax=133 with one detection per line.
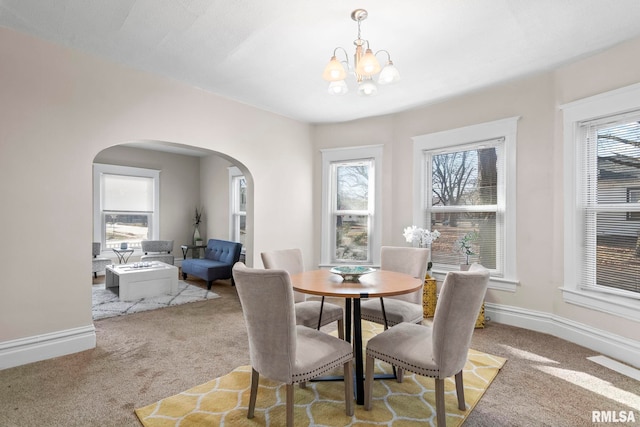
xmin=91 ymin=139 xmax=254 ymax=287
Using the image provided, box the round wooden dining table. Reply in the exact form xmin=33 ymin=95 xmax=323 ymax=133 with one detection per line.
xmin=289 ymin=268 xmax=422 ymax=405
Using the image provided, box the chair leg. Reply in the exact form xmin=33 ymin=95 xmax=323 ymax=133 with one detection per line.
xmin=248 ymin=368 xmax=259 ymax=419
xmin=455 ymin=370 xmax=466 ymax=410
xmin=93 ymin=272 xmax=97 ymax=279
xmin=435 ymin=378 xmax=446 ymax=427
xmin=344 ymin=359 xmax=354 ymax=416
xmin=286 ymin=383 xmax=294 ymax=427
xmin=207 ymin=280 xmax=212 ymax=290
xmin=316 ymin=297 xmax=325 ymax=330
xmin=364 ymin=354 xmax=375 ymax=410
xmin=396 ymin=367 xmax=404 ymax=383
xmin=337 ymin=319 xmax=345 ymax=340
xmin=299 ymin=381 xmax=306 ymax=389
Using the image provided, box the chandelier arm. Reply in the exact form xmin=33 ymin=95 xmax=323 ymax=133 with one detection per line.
xmin=375 ymin=49 xmax=392 ymax=62
xmin=332 ymin=46 xmax=351 ymax=68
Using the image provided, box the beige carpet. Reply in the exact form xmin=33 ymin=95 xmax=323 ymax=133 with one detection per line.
xmin=135 ymin=321 xmax=506 ymax=426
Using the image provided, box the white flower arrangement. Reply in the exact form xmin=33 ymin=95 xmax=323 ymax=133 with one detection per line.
xmin=403 ymin=226 xmax=441 ymax=248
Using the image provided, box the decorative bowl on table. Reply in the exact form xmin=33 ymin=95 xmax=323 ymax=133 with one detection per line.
xmin=330 ymin=266 xmax=376 ymax=282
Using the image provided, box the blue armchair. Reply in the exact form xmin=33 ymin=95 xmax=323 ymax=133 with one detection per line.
xmin=181 ymin=239 xmax=242 ymax=289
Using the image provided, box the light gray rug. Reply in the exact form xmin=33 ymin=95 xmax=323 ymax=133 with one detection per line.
xmin=92 ymin=281 xmax=220 ymax=320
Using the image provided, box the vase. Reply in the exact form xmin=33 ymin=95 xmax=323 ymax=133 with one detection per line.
xmin=193 ymin=226 xmax=201 ymax=245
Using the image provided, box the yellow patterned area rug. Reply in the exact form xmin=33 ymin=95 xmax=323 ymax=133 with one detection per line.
xmin=136 ymin=322 xmax=506 ymax=427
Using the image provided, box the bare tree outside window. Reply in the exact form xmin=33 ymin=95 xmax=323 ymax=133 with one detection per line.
xmin=429 ymin=147 xmax=498 ymax=269
xmin=334 ymin=162 xmax=372 ymax=262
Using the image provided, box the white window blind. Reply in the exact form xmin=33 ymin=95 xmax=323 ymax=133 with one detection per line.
xmin=580 ymin=113 xmax=640 ymax=294
xmin=102 ymin=174 xmax=154 ymax=212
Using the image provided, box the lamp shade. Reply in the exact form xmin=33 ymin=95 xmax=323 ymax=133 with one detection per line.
xmin=357 ymin=79 xmax=377 ymax=96
xmin=322 ymin=56 xmax=347 ymax=81
xmin=355 ymin=49 xmax=381 ymax=76
xmin=328 ymin=80 xmax=349 ymax=95
xmin=378 ymin=61 xmax=400 ymax=84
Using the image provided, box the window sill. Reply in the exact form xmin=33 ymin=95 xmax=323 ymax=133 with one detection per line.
xmin=560 ymin=287 xmax=640 ymax=323
xmin=430 ymin=269 xmax=518 ymax=292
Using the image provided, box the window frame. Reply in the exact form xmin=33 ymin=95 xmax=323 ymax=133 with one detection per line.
xmin=321 ymin=145 xmax=383 ymax=267
xmin=425 ymin=140 xmax=503 ymax=271
xmin=561 ymin=82 xmax=640 ymax=322
xmin=626 ymin=187 xmax=640 ymax=221
xmin=93 ymin=163 xmax=160 ymax=253
xmin=412 ymin=117 xmax=519 ymax=292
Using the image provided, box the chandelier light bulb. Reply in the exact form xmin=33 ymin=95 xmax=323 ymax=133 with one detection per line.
xmin=356 ymin=48 xmax=381 ymax=76
xmin=357 ymin=79 xmax=377 ymax=96
xmin=322 ymin=56 xmax=347 ymax=82
xmin=378 ymin=60 xmax=400 ymax=84
xmin=328 ymin=80 xmax=349 ymax=95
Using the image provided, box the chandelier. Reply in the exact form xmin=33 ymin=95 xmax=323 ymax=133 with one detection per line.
xmin=322 ymin=9 xmax=400 ymax=96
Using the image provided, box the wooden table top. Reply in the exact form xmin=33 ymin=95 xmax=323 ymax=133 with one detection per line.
xmin=290 ymin=269 xmax=422 ymax=299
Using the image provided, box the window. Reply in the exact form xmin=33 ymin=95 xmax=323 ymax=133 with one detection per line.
xmin=561 ymin=82 xmax=640 ymax=322
xmin=413 ymin=118 xmax=518 ymax=289
xmin=577 ymin=113 xmax=640 ymax=294
xmin=426 ymin=142 xmax=501 ymax=270
xmin=321 ymin=146 xmax=382 ymax=266
xmin=229 ymin=167 xmax=246 ymax=245
xmin=93 ymin=164 xmax=160 ymax=250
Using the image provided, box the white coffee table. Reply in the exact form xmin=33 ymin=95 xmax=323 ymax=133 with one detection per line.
xmin=105 ymin=261 xmax=179 ymax=302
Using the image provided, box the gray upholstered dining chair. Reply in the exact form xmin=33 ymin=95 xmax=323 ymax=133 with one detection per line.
xmin=140 ymin=240 xmax=175 ymax=265
xmin=92 ymin=242 xmax=111 ymax=278
xmin=364 ymin=264 xmax=490 ymax=427
xmin=232 ymin=263 xmax=354 ymax=426
xmin=360 ymin=246 xmax=430 ymax=328
xmin=261 ymin=248 xmax=345 ymax=339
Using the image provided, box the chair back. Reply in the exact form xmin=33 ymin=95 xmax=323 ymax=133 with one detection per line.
xmin=261 ymin=248 xmax=306 ymax=303
xmin=205 ymin=239 xmax=243 ymax=264
xmin=92 ymin=242 xmax=102 ymax=258
xmin=431 ymin=263 xmax=489 ymax=378
xmin=380 ymin=246 xmax=430 ymax=304
xmin=233 ymin=263 xmax=297 ymax=383
xmin=141 ymin=240 xmax=173 ymax=254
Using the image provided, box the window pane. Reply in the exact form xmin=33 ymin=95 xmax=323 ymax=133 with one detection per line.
xmin=432 ymin=148 xmax=497 ymax=207
xmin=238 ymin=177 xmax=247 ymax=212
xmin=336 ymin=164 xmax=369 ymax=210
xmin=335 ymin=214 xmax=369 ymax=261
xmin=597 ymin=122 xmax=640 ymax=204
xmin=104 ymin=213 xmax=149 ymax=249
xmin=430 ymin=212 xmax=496 ymax=269
xmin=594 ymin=214 xmax=640 ymax=293
xmin=586 ymin=119 xmax=640 ymax=293
xmin=237 ymin=214 xmax=246 ymax=245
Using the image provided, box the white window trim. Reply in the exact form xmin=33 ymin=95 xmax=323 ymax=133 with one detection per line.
xmin=93 ymin=163 xmax=160 ymax=254
xmin=412 ymin=117 xmax=519 ymax=292
xmin=560 ymin=82 xmax=640 ymax=322
xmin=320 ymin=145 xmax=383 ymax=267
xmin=228 ymin=166 xmax=246 ymax=243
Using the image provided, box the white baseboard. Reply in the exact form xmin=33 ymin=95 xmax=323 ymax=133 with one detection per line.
xmin=0 ymin=325 xmax=96 ymax=370
xmin=485 ymin=303 xmax=640 ymax=369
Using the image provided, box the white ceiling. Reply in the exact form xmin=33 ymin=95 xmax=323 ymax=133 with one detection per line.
xmin=2 ymin=1 xmax=640 ymax=124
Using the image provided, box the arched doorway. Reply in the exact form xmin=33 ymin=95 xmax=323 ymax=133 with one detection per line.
xmin=91 ymin=139 xmax=254 ymax=286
